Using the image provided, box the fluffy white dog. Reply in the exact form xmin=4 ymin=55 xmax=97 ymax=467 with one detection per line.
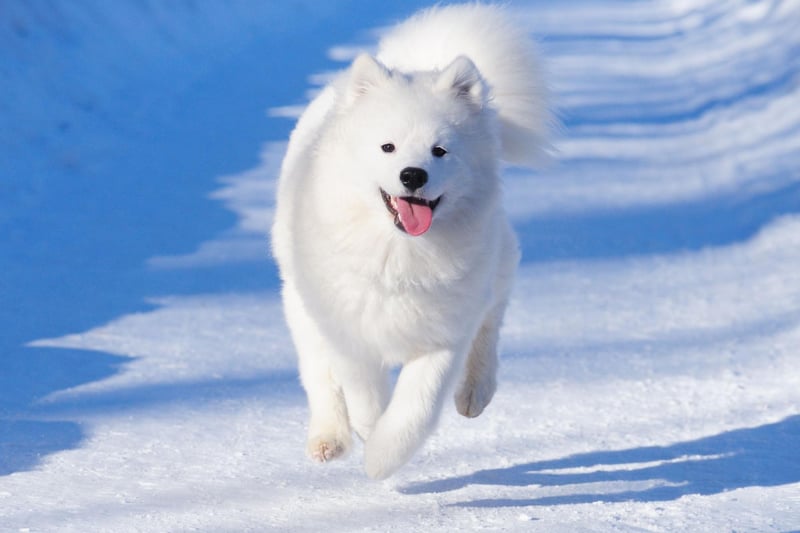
xmin=272 ymin=3 xmax=550 ymax=479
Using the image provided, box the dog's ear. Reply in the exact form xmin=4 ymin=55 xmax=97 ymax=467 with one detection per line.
xmin=434 ymin=56 xmax=487 ymax=106
xmin=344 ymin=54 xmax=391 ymax=106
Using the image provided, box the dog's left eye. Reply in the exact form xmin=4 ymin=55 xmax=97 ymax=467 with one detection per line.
xmin=431 ymin=146 xmax=448 ymax=158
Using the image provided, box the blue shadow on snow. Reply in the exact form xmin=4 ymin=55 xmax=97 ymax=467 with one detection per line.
xmin=402 ymin=415 xmax=800 ymax=506
xmin=516 ymin=178 xmax=800 ymax=263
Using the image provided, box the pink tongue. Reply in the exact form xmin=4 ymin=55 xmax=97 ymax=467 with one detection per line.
xmin=395 ymin=197 xmax=433 ymax=236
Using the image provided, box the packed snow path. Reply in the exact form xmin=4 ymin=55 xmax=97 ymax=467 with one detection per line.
xmin=1 ymin=1 xmax=799 ymax=531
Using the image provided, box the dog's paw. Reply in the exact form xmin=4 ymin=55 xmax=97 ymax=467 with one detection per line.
xmin=455 ymin=377 xmax=496 ymax=418
xmin=306 ymin=433 xmax=350 ymax=463
xmin=363 ymin=425 xmax=411 ymax=480
xmin=363 ymin=437 xmax=397 ymax=480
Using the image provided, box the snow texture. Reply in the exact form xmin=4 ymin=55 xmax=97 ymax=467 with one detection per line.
xmin=1 ymin=0 xmax=799 ymax=531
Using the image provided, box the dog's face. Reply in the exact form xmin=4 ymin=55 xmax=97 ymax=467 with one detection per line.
xmin=328 ymin=54 xmax=499 ymax=237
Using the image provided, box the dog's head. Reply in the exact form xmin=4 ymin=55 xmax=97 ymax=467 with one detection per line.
xmin=327 ymin=54 xmax=500 ymax=237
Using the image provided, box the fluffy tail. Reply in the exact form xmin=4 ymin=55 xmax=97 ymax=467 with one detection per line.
xmin=376 ymin=3 xmax=553 ymax=167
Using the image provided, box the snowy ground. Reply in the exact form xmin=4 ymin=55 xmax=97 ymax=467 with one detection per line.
xmin=2 ymin=1 xmax=800 ymax=531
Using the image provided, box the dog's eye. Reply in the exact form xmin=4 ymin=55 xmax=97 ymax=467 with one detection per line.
xmin=381 ymin=143 xmax=395 ymax=153
xmin=431 ymin=146 xmax=447 ymax=158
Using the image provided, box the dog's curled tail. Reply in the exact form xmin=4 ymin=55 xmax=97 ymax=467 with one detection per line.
xmin=376 ymin=3 xmax=553 ymax=167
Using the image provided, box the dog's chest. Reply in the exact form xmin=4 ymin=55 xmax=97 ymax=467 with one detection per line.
xmin=300 ymin=219 xmax=494 ymax=359
xmin=344 ymin=280 xmax=471 ymax=361
xmin=319 ymin=256 xmax=489 ymax=361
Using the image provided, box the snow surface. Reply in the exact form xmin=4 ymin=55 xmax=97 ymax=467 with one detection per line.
xmin=2 ymin=0 xmax=800 ymax=531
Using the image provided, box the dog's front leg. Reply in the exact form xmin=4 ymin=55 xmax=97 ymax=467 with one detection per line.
xmin=363 ymin=347 xmax=463 ymax=479
xmin=283 ymin=283 xmax=352 ymax=462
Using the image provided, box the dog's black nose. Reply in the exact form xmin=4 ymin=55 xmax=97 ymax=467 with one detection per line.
xmin=400 ymin=167 xmax=428 ymax=192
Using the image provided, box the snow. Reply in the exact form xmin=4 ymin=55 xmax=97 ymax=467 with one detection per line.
xmin=2 ymin=0 xmax=799 ymax=531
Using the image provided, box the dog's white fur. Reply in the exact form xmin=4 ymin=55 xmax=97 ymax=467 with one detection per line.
xmin=272 ymin=4 xmax=550 ymax=479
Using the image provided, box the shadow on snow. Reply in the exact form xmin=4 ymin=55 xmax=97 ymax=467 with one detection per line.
xmin=0 ymin=20 xmax=279 ymax=477
xmin=516 ymin=179 xmax=800 ymax=263
xmin=402 ymin=415 xmax=800 ymax=506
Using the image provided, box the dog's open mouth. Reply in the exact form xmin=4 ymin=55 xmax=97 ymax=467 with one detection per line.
xmin=380 ymin=189 xmax=442 ymax=236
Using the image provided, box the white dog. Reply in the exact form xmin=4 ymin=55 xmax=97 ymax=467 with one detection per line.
xmin=272 ymin=3 xmax=550 ymax=479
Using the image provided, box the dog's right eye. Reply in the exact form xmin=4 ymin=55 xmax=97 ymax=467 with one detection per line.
xmin=381 ymin=143 xmax=395 ymax=153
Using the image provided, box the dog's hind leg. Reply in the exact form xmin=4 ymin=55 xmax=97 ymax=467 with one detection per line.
xmin=283 ymin=283 xmax=352 ymax=462
xmin=454 ymin=303 xmax=503 ymax=418
xmin=456 ymin=225 xmax=518 ymax=419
